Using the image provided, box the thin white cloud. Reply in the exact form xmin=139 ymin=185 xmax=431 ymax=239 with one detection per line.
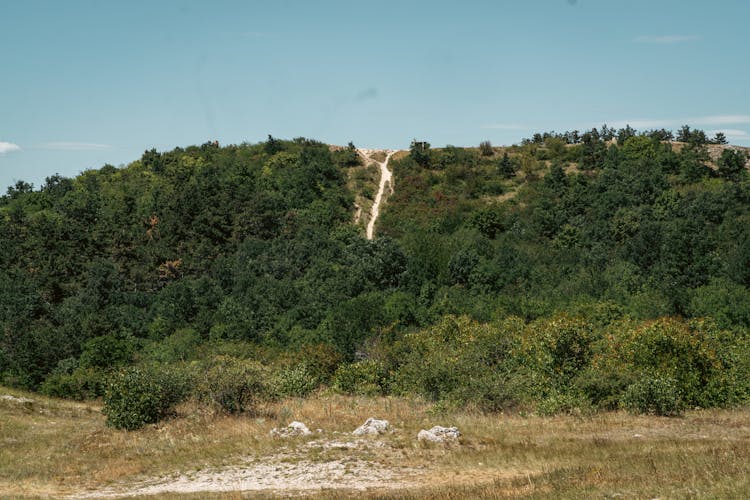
xmin=634 ymin=35 xmax=702 ymax=44
xmin=0 ymin=141 xmax=21 ymax=154
xmin=609 ymin=115 xmax=750 ymax=130
xmin=40 ymin=142 xmax=112 ymax=151
xmin=481 ymin=123 xmax=532 ymax=131
xmin=698 ymin=115 xmax=750 ymax=126
xmin=706 ymin=129 xmax=749 ymax=139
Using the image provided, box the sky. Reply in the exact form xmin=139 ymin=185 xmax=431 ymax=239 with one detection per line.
xmin=2 ymin=0 xmax=750 ymax=190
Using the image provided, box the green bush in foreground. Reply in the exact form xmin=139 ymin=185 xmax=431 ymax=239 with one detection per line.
xmin=103 ymin=365 xmax=189 ymax=430
xmin=332 ymin=359 xmax=388 ymax=396
xmin=621 ymin=376 xmax=685 ymax=416
xmin=40 ymin=366 xmax=107 ymax=400
xmin=198 ymin=356 xmax=266 ymax=413
xmin=271 ymin=363 xmax=318 ymax=398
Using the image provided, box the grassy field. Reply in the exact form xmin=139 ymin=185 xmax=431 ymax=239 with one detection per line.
xmin=1 ymin=386 xmax=749 ymax=498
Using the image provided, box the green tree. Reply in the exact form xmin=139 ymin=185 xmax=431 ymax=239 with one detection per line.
xmin=717 ymin=149 xmax=747 ymax=181
xmin=711 ymin=132 xmax=728 ymax=145
xmin=409 ymin=139 xmax=431 ymax=167
xmin=497 ymin=152 xmax=517 ymax=178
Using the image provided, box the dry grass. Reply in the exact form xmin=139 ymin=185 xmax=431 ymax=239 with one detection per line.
xmin=370 ymin=151 xmax=387 ymax=163
xmin=2 ymin=386 xmax=750 ymax=498
xmin=347 ymin=161 xmax=380 ymax=232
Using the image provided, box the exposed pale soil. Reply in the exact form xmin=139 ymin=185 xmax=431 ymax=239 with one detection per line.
xmin=70 ymin=436 xmax=421 ymax=498
xmin=359 ymin=149 xmax=397 ymax=240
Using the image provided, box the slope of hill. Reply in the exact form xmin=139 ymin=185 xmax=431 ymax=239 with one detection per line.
xmin=1 ymin=130 xmax=750 ymax=417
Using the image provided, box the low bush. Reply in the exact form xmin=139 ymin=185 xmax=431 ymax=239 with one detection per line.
xmin=332 ymin=360 xmax=388 ymax=396
xmin=621 ymin=376 xmax=685 ymax=416
xmin=519 ymin=314 xmax=595 ymax=389
xmin=271 ymin=363 xmax=318 ymax=398
xmin=142 ymin=328 xmax=201 ymax=363
xmin=103 ymin=364 xmax=190 ymax=430
xmin=285 ymin=344 xmax=343 ymax=385
xmin=573 ymin=365 xmax=634 ymax=410
xmin=616 ymin=318 xmax=728 ymax=407
xmin=79 ymin=334 xmax=137 ymax=370
xmin=198 ymin=356 xmax=266 ymax=414
xmin=537 ymin=391 xmax=591 ymax=416
xmin=40 ymin=367 xmax=107 ymax=400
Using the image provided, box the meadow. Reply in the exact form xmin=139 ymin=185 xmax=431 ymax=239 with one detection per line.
xmin=2 ymin=386 xmax=749 ymax=498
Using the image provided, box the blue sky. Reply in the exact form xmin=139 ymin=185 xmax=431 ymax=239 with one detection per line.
xmin=2 ymin=0 xmax=749 ymax=190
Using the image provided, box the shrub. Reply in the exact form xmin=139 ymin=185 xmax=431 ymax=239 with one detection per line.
xmin=392 ymin=316 xmax=525 ymax=408
xmin=452 ymin=370 xmax=524 ymax=413
xmin=618 ymin=318 xmax=725 ymax=407
xmin=198 ymin=356 xmax=266 ymax=414
xmin=103 ymin=365 xmax=189 ymax=430
xmin=287 ymin=344 xmax=343 ymax=385
xmin=332 ymin=360 xmax=388 ymax=396
xmin=537 ymin=391 xmax=591 ymax=416
xmin=40 ymin=367 xmax=107 ymax=400
xmin=270 ymin=363 xmax=318 ymax=398
xmin=519 ymin=315 xmax=595 ymax=388
xmin=621 ymin=376 xmax=685 ymax=416
xmin=79 ymin=334 xmax=136 ymax=370
xmin=142 ymin=328 xmax=201 ymax=363
xmin=573 ymin=365 xmax=634 ymax=410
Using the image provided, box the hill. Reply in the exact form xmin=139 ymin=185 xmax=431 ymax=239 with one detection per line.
xmin=1 ymin=128 xmax=750 ymax=416
xmin=3 ymin=126 xmax=750 ymax=496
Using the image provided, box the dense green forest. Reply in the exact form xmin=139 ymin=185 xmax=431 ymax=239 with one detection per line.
xmin=2 ymin=129 xmax=750 ymax=427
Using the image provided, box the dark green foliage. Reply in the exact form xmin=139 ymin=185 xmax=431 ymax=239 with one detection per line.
xmin=142 ymin=328 xmax=201 ymax=363
xmin=332 ymin=142 xmax=361 ymax=167
xmin=579 ymin=129 xmax=607 ymax=169
xmin=409 ymin=139 xmax=431 ymax=167
xmin=3 ymin=130 xmax=750 ymax=416
xmin=717 ymin=149 xmax=747 ymax=181
xmin=103 ymin=365 xmax=190 ymax=430
xmin=198 ymin=356 xmax=266 ymax=413
xmin=677 ymin=125 xmax=708 ymax=146
xmin=616 ymin=125 xmax=637 ymax=145
xmin=621 ymin=376 xmax=685 ymax=416
xmin=448 ymin=248 xmax=479 ymax=285
xmin=79 ymin=335 xmax=136 ymax=370
xmin=711 ymin=132 xmax=728 ymax=145
xmin=497 ymin=152 xmax=517 ymax=178
xmin=40 ymin=367 xmax=107 ymax=400
xmin=332 ymin=360 xmax=388 ymax=396
xmin=392 ymin=316 xmax=524 ymax=411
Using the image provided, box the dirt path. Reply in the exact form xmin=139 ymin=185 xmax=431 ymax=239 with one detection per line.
xmin=70 ymin=437 xmax=421 ymax=498
xmin=359 ymin=149 xmax=396 ymax=240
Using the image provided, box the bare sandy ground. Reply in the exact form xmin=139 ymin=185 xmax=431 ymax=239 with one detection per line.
xmin=359 ymin=149 xmax=397 ymax=240
xmin=70 ymin=437 xmax=421 ymax=498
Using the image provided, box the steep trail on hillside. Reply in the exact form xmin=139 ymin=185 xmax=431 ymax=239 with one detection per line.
xmin=359 ymin=149 xmax=396 ymax=240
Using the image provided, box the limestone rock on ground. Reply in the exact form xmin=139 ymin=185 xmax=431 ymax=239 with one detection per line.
xmin=353 ymin=417 xmax=390 ymax=436
xmin=270 ymin=421 xmax=312 ymax=438
xmin=417 ymin=426 xmax=460 ymax=443
xmin=0 ymin=394 xmax=34 ymax=404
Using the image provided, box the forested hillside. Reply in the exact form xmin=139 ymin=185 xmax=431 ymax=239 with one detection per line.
xmin=2 ymin=129 xmax=750 ymax=425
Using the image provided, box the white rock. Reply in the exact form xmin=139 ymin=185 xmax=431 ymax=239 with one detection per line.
xmin=417 ymin=426 xmax=460 ymax=443
xmin=0 ymin=395 xmax=34 ymax=404
xmin=353 ymin=417 xmax=390 ymax=436
xmin=270 ymin=421 xmax=312 ymax=438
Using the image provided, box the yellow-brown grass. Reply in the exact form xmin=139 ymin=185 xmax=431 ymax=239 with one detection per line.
xmin=2 ymin=387 xmax=749 ymax=498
